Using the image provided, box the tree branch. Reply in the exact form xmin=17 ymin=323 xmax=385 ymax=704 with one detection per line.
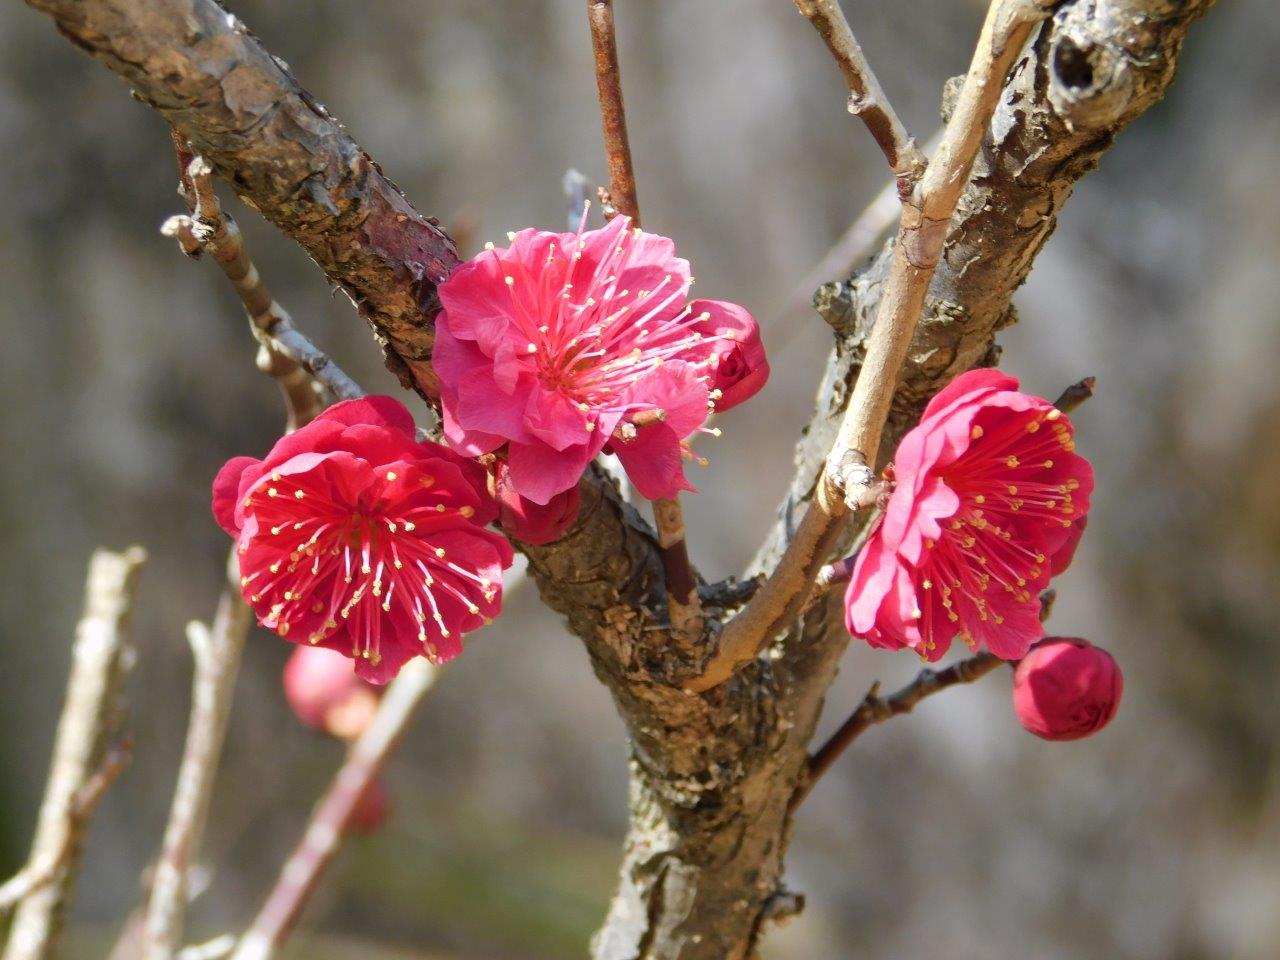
xmin=591 ymin=0 xmax=1211 ymax=953
xmin=791 ymin=586 xmax=1056 ymax=808
xmin=229 ymin=658 xmax=443 ymax=960
xmin=160 ymin=151 xmax=363 ymax=417
xmin=141 ymin=589 xmax=253 ymax=960
xmin=24 ymin=0 xmax=457 ymax=400
xmin=794 ymin=0 xmax=926 ymax=182
xmin=791 ymin=653 xmax=1005 ymax=808
xmin=688 ymin=0 xmax=1056 ymax=694
xmin=586 ymin=0 xmax=703 ymax=639
xmin=3 ymin=547 xmax=147 ymax=960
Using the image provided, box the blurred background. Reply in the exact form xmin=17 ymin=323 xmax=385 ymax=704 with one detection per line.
xmin=1 ymin=1 xmax=1276 ymax=957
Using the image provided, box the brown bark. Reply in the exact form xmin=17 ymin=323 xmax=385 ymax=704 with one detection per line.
xmin=25 ymin=0 xmax=1213 ymax=957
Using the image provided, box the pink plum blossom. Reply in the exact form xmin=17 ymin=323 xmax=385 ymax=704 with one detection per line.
xmin=434 ymin=215 xmax=767 ymax=503
xmin=844 ymin=369 xmax=1094 ymax=662
xmin=213 ymin=396 xmax=514 ymax=684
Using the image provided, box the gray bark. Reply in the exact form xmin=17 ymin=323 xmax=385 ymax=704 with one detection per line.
xmin=25 ymin=0 xmax=1213 ymax=956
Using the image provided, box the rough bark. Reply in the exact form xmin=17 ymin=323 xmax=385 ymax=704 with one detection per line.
xmin=25 ymin=0 xmax=1213 ymax=957
xmin=576 ymin=2 xmax=1214 ymax=956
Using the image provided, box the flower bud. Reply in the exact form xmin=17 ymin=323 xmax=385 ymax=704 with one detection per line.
xmin=1012 ymin=637 xmax=1123 ymax=741
xmin=349 ymin=778 xmax=392 ymax=835
xmin=283 ymin=646 xmax=380 ymax=740
xmin=492 ymin=459 xmax=580 ymax=544
xmin=690 ymin=300 xmax=769 ymax=413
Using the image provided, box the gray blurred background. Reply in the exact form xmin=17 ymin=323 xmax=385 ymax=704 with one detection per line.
xmin=1 ymin=1 xmax=1276 ymax=957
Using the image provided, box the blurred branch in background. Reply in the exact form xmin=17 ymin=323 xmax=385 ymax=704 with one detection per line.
xmin=230 ymin=658 xmax=444 ymax=960
xmin=2 ymin=547 xmax=146 ymax=960
xmin=141 ymin=588 xmax=252 ymax=960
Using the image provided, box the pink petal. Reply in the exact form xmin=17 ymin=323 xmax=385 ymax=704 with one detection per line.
xmin=212 ymin=455 xmax=258 ymax=536
xmin=317 ymin=396 xmax=417 ymax=437
xmin=613 ymin=422 xmax=697 ymax=501
xmin=506 ymin=439 xmax=594 ymax=506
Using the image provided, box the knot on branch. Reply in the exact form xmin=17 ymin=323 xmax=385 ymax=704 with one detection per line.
xmin=1043 ymin=1 xmax=1182 ymax=132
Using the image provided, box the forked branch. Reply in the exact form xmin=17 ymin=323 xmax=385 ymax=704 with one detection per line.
xmin=688 ymin=0 xmax=1055 ymax=693
xmin=795 ymin=0 xmax=926 ymax=183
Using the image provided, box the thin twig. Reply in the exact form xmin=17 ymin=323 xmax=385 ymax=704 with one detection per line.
xmin=585 ymin=0 xmax=702 ymax=637
xmin=790 ymin=653 xmax=1004 ymax=808
xmin=586 ymin=0 xmax=639 ymax=227
xmin=161 ymin=146 xmax=362 ymax=422
xmin=229 ymin=658 xmax=443 ymax=960
xmin=792 ymin=586 xmax=1058 ymax=808
xmin=687 ymin=0 xmax=1053 ymax=693
xmin=3 ymin=547 xmax=147 ymax=960
xmin=0 ymin=741 xmax=132 ymax=916
xmin=142 ymin=588 xmax=253 ymax=960
xmin=794 ymin=0 xmax=926 ymax=183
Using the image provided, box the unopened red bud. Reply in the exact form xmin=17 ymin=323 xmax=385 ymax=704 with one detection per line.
xmin=1012 ymin=637 xmax=1122 ymax=741
xmin=348 ymin=778 xmax=392 ymax=835
xmin=283 ymin=646 xmax=378 ymax=739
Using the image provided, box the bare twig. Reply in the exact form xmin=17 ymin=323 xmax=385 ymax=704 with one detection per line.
xmin=790 ymin=653 xmax=1005 ymax=808
xmin=688 ymin=0 xmax=1054 ymax=693
xmin=3 ymin=547 xmax=147 ymax=960
xmin=794 ymin=0 xmax=926 ymax=183
xmin=161 ymin=148 xmax=362 ymax=422
xmin=585 ymin=0 xmax=702 ymax=638
xmin=586 ymin=0 xmax=639 ymax=227
xmin=229 ymin=658 xmax=443 ymax=960
xmin=792 ymin=586 xmax=1059 ymax=808
xmin=142 ymin=588 xmax=253 ymax=960
xmin=0 ymin=742 xmax=131 ymax=916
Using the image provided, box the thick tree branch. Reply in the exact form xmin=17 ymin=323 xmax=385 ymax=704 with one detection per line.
xmin=590 ymin=0 xmax=1212 ymax=955
xmin=4 ymin=548 xmax=147 ymax=960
